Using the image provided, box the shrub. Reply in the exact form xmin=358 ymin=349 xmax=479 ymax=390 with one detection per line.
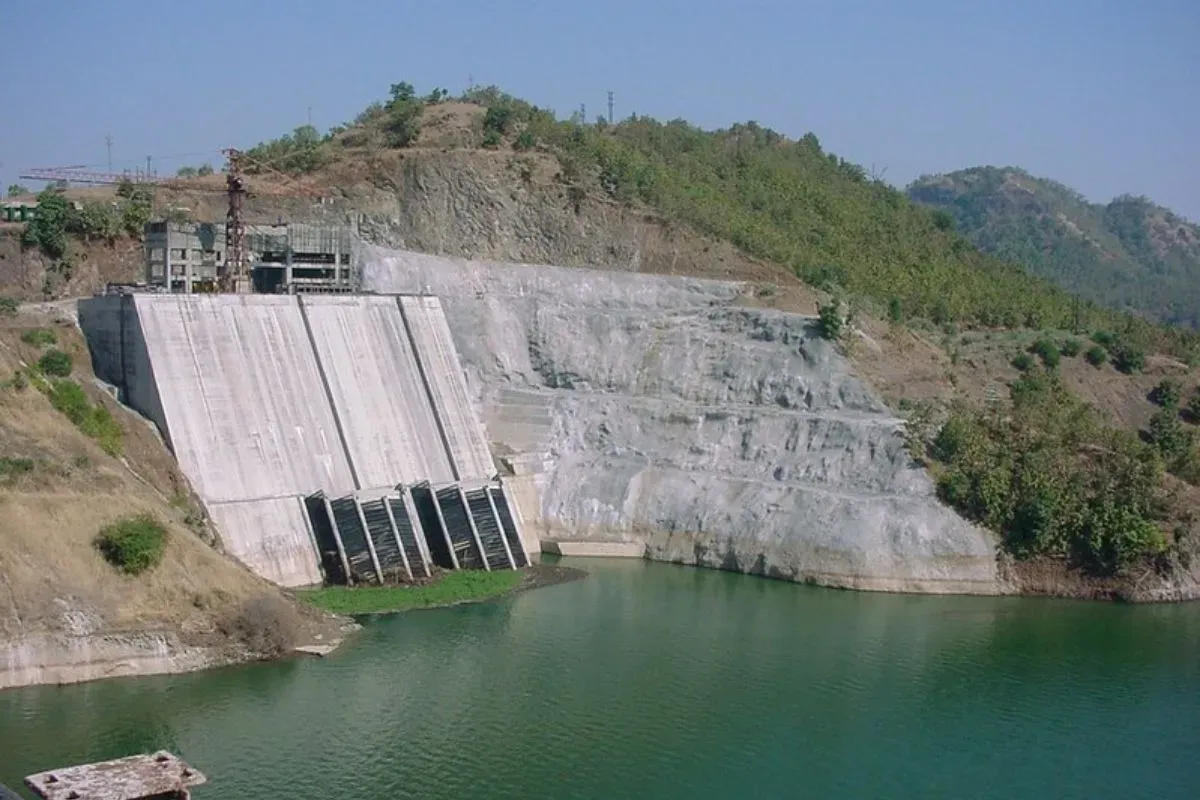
xmin=1085 ymin=345 xmax=1108 ymax=367
xmin=95 ymin=514 xmax=168 ymax=575
xmin=47 ymin=380 xmax=123 ymax=456
xmin=221 ymin=595 xmax=301 ymax=657
xmin=1011 ymin=352 xmax=1035 ymax=371
xmin=816 ymin=300 xmax=844 ymax=340
xmin=1060 ymin=338 xmax=1081 ymax=358
xmin=482 ymin=104 xmax=516 ymax=137
xmin=0 ymin=296 xmax=18 ymax=316
xmin=0 ymin=457 xmax=36 ymax=479
xmin=481 ymin=129 xmax=502 ymax=149
xmin=1188 ymin=393 xmax=1200 ymax=422
xmin=514 ymin=129 xmax=536 ymax=151
xmin=37 ymin=348 xmax=72 ymax=377
xmin=20 ymin=328 xmax=57 ymax=347
xmin=1150 ymin=379 xmax=1182 ymax=408
xmin=1091 ymin=331 xmax=1116 ymax=347
xmin=929 ymin=372 xmax=1169 ymax=574
xmin=1111 ymin=341 xmax=1145 ymax=374
xmin=1029 ymin=338 xmax=1061 ymax=368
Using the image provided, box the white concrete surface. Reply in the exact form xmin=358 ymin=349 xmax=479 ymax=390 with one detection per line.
xmin=133 ymin=294 xmax=357 ymax=503
xmin=78 ymin=292 xmax=497 ymax=588
xmin=399 ymin=295 xmax=496 ymax=481
xmin=207 ymin=497 xmax=324 ymax=588
xmin=300 ymin=294 xmax=456 ymax=488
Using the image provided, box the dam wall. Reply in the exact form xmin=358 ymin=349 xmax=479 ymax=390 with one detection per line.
xmin=78 ymin=292 xmax=504 ymax=587
xmin=358 ymin=244 xmax=1009 ymax=595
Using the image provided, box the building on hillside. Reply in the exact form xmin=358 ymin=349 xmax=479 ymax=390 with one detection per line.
xmin=143 ymin=220 xmax=358 ymax=294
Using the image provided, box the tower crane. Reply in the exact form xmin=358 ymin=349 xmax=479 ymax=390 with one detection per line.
xmin=19 ymin=148 xmax=326 ymax=293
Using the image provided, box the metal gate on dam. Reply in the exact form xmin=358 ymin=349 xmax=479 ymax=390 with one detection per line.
xmin=76 ymin=291 xmax=533 ymax=587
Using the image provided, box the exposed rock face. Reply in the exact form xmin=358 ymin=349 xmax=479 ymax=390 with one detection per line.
xmin=359 ymin=243 xmax=1007 ymax=595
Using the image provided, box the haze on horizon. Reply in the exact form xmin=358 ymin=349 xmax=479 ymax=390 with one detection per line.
xmin=1 ymin=0 xmax=1196 ymax=220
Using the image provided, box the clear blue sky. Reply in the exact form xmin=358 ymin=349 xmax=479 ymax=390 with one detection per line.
xmin=2 ymin=0 xmax=1197 ymax=219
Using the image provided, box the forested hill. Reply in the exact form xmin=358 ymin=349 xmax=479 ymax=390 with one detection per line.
xmin=907 ymin=167 xmax=1200 ymax=328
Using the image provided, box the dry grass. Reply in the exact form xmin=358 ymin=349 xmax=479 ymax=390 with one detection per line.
xmin=0 ymin=312 xmax=326 ymax=649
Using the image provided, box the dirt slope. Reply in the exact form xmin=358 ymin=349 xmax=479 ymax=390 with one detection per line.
xmin=0 ymin=306 xmax=344 ymax=687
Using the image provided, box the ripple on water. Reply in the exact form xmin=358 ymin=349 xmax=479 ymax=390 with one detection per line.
xmin=1 ymin=560 xmax=1198 ymax=799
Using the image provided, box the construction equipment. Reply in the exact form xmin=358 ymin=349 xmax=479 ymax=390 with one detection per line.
xmin=20 ymin=149 xmax=325 ymax=294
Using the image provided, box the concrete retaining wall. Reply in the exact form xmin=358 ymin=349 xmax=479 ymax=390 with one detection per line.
xmin=358 ymin=245 xmax=1009 ymax=596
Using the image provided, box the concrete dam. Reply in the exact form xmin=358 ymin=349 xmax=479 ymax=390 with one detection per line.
xmin=78 ymin=292 xmax=532 ymax=588
xmin=77 ymin=243 xmax=1006 ymax=597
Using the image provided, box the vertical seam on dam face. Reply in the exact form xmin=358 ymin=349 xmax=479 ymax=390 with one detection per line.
xmin=395 ymin=295 xmax=463 ymax=481
xmin=297 ymin=295 xmax=362 ymax=491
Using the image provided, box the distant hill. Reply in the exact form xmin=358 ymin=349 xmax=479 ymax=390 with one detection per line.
xmin=907 ymin=167 xmax=1200 ymax=327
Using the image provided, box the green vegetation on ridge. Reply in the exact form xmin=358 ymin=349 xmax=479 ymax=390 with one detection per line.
xmin=908 ymin=167 xmax=1200 ymax=328
xmin=240 ymin=83 xmax=1198 ymax=577
xmin=924 ymin=371 xmax=1178 ymax=574
xmin=244 ymin=85 xmax=1198 ymax=362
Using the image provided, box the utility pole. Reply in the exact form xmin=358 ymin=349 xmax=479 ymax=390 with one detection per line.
xmin=307 ymin=106 xmax=312 ymax=126
xmin=580 ymin=103 xmax=586 ymax=124
xmin=145 ymin=155 xmax=152 ymax=178
xmin=105 ymin=135 xmax=113 ymax=172
xmin=607 ymin=90 xmax=614 ymax=124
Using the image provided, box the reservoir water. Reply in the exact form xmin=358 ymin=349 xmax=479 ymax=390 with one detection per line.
xmin=1 ymin=557 xmax=1198 ymax=799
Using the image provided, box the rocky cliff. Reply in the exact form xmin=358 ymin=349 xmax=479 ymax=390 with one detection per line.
xmin=358 ymin=244 xmax=1006 ymax=595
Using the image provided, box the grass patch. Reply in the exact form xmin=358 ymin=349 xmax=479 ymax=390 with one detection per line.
xmin=0 ymin=456 xmax=36 ymax=480
xmin=46 ymin=380 xmax=123 ymax=456
xmin=297 ymin=570 xmax=523 ymax=615
xmin=95 ymin=513 xmax=168 ymax=575
xmin=20 ymin=328 xmax=57 ymax=347
xmin=37 ymin=348 xmax=72 ymax=377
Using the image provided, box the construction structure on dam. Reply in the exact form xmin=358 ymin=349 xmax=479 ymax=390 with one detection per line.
xmin=77 ymin=291 xmax=532 ymax=588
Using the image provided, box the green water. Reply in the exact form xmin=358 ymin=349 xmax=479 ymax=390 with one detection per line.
xmin=2 ymin=558 xmax=1198 ymax=799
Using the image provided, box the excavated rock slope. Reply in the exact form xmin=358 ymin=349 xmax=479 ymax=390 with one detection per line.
xmin=360 ymin=243 xmax=1007 ymax=595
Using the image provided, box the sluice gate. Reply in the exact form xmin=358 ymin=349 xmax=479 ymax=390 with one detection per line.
xmin=306 ymin=480 xmax=526 ymax=584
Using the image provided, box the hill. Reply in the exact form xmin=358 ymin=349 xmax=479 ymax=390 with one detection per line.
xmin=4 ymin=84 xmax=1199 ymax=599
xmin=0 ymin=303 xmax=346 ymax=687
xmin=907 ymin=167 xmax=1200 ymax=327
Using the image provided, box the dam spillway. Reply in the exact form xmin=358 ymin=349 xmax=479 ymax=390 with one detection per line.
xmin=77 ymin=292 xmax=531 ymax=587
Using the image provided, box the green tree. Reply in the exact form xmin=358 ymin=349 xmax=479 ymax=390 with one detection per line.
xmin=6 ymin=184 xmax=29 ymax=197
xmin=72 ymin=201 xmax=122 ymax=242
xmin=116 ymin=182 xmax=153 ymax=238
xmin=22 ymin=188 xmax=71 ymax=259
xmin=816 ymin=300 xmax=844 ymax=340
xmin=384 ymin=82 xmax=423 ymax=148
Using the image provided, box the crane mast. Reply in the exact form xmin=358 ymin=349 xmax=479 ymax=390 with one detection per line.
xmin=221 ymin=149 xmax=248 ymax=293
